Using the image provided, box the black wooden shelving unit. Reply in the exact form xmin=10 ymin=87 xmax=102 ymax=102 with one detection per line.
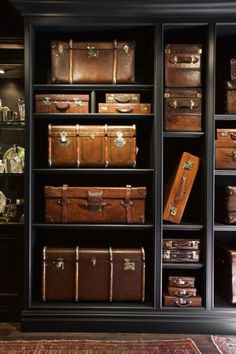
xmin=9 ymin=0 xmax=236 ymax=333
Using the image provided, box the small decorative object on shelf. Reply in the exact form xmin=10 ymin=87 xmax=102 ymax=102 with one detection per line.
xmin=3 ymin=144 xmax=24 ymax=173
xmin=18 ymin=97 xmax=25 ymax=123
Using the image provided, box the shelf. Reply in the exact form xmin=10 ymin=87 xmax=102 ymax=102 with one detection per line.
xmin=32 ymin=223 xmax=154 ymax=230
xmin=0 ymin=123 xmax=25 ymax=130
xmin=33 ymin=84 xmax=154 ymax=91
xmin=0 ymin=222 xmax=24 ymax=226
xmin=0 ymin=173 xmax=24 ymax=177
xmin=32 ymin=168 xmax=153 ymax=174
xmin=163 ymin=223 xmax=204 ymax=231
xmin=30 ymin=301 xmax=154 ymax=310
xmin=162 ymin=263 xmax=204 ymax=269
xmin=215 ymin=114 xmax=236 ymax=121
xmin=163 ymin=132 xmax=204 ymax=138
xmin=33 ymin=113 xmax=154 ymax=120
xmin=214 ymin=223 xmax=236 ymax=232
xmin=215 ymin=170 xmax=236 ymax=176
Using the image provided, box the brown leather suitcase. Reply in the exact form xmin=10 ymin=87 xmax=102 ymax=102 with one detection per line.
xmin=42 ymin=247 xmax=145 ymax=302
xmin=226 ymin=81 xmax=236 ymax=113
xmin=35 ymin=94 xmax=89 ymax=113
xmin=168 ymin=286 xmax=197 ymax=297
xmin=163 ymin=152 xmax=201 ymax=224
xmin=215 ymin=243 xmax=236 ymax=304
xmin=98 ymin=103 xmax=151 ymax=114
xmin=105 ymin=93 xmax=140 ymax=103
xmin=230 ymin=59 xmax=236 ymax=81
xmin=44 ymin=184 xmax=147 ymax=224
xmin=164 ymin=88 xmax=202 ymax=131
xmin=217 ymin=128 xmax=236 ymax=141
xmin=163 ymin=239 xmax=200 ymax=250
xmin=163 ymin=249 xmax=200 ymax=263
xmin=42 ymin=246 xmax=79 ymax=302
xmin=215 ymin=186 xmax=236 ymax=224
xmin=51 ymin=40 xmax=135 ymax=84
xmin=163 ymin=292 xmax=202 ymax=307
xmin=168 ymin=276 xmax=195 ymax=288
xmin=48 ymin=124 xmax=137 ymax=168
xmin=215 ymin=140 xmax=236 ymax=169
xmin=165 ymin=44 xmax=202 ymax=87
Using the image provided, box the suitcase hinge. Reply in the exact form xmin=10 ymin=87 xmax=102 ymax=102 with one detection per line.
xmin=168 ymin=204 xmax=177 ymax=216
xmin=124 ymin=258 xmax=135 ymax=271
xmin=183 ymin=161 xmax=193 ymax=170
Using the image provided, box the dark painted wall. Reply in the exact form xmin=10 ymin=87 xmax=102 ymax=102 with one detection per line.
xmin=0 ymin=0 xmax=23 ymax=37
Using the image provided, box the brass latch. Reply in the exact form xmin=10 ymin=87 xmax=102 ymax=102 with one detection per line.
xmin=91 ymin=257 xmax=96 ymax=267
xmin=59 ymin=132 xmax=69 ymax=146
xmin=52 ymin=258 xmax=64 ymax=270
xmin=168 ymin=205 xmax=177 ymax=216
xmin=183 ymin=161 xmax=193 ymax=170
xmin=124 ymin=259 xmax=135 ymax=271
xmin=87 ymin=46 xmax=99 ymax=58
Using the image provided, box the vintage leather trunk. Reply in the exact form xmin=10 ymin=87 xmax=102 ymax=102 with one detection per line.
xmin=215 ymin=186 xmax=236 ymax=224
xmin=168 ymin=276 xmax=195 ymax=288
xmin=164 ymin=88 xmax=202 ymax=131
xmin=98 ymin=103 xmax=151 ymax=114
xmin=51 ymin=40 xmax=135 ymax=84
xmin=165 ymin=44 xmax=202 ymax=87
xmin=217 ymin=128 xmax=236 ymax=141
xmin=163 ymin=152 xmax=201 ymax=224
xmin=105 ymin=93 xmax=140 ymax=103
xmin=231 ymin=59 xmax=236 ymax=81
xmin=42 ymin=247 xmax=145 ymax=302
xmin=44 ymin=184 xmax=147 ymax=224
xmin=168 ymin=286 xmax=197 ymax=297
xmin=35 ymin=94 xmax=89 ymax=113
xmin=163 ymin=292 xmax=202 ymax=307
xmin=163 ymin=249 xmax=200 ymax=263
xmin=163 ymin=239 xmax=200 ymax=250
xmin=215 ymin=140 xmax=236 ymax=169
xmin=215 ymin=243 xmax=236 ymax=304
xmin=48 ymin=124 xmax=137 ymax=168
xmin=226 ymin=81 xmax=236 ymax=113
xmin=42 ymin=246 xmax=79 ymax=302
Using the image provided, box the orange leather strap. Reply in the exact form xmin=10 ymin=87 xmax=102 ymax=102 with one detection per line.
xmin=125 ymin=185 xmax=132 ymax=224
xmin=42 ymin=246 xmax=46 ymax=302
xmin=141 ymin=247 xmax=145 ymax=302
xmin=76 ymin=124 xmax=80 ymax=167
xmin=104 ymin=124 xmax=108 ymax=167
xmin=61 ymin=184 xmax=68 ymax=223
xmin=48 ymin=124 xmax=52 ymax=167
xmin=113 ymin=39 xmax=118 ymax=84
xmin=75 ymin=246 xmax=79 ymax=302
xmin=109 ymin=247 xmax=113 ymax=302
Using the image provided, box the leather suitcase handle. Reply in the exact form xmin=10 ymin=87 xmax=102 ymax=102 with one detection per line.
xmin=173 ymin=279 xmax=193 ymax=287
xmin=174 ymin=176 xmax=187 ymax=204
xmin=168 ymin=99 xmax=197 ymax=110
xmin=169 ymin=55 xmax=199 ymax=64
xmin=175 ymin=299 xmax=192 ymax=307
xmin=226 ymin=151 xmax=236 ymax=161
xmin=55 ymin=102 xmax=70 ymax=112
xmin=115 ymin=97 xmax=131 ymax=103
xmin=116 ymin=107 xmax=133 ymax=113
xmin=174 ymin=291 xmax=192 ymax=298
xmin=230 ymin=133 xmax=236 ymax=140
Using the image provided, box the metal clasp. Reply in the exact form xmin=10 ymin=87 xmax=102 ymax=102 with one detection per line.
xmin=124 ymin=259 xmax=135 ymax=271
xmin=91 ymin=257 xmax=96 ymax=267
xmin=42 ymin=97 xmax=51 ymax=106
xmin=123 ymin=44 xmax=129 ymax=54
xmin=114 ymin=132 xmax=126 ymax=147
xmin=168 ymin=205 xmax=177 ymax=216
xmin=52 ymin=258 xmax=64 ymax=270
xmin=59 ymin=132 xmax=69 ymax=146
xmin=87 ymin=46 xmax=99 ymax=58
xmin=183 ymin=161 xmax=193 ymax=170
xmin=57 ymin=44 xmax=63 ymax=54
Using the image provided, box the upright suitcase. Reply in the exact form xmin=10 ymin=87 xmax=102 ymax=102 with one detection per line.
xmin=51 ymin=40 xmax=135 ymax=84
xmin=44 ymin=184 xmax=147 ymax=224
xmin=165 ymin=44 xmax=202 ymax=87
xmin=163 ymin=152 xmax=201 ymax=224
xmin=215 ymin=186 xmax=236 ymax=224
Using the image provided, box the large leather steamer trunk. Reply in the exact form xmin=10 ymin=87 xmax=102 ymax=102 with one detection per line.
xmin=35 ymin=94 xmax=89 ymax=113
xmin=163 ymin=152 xmax=201 ymax=224
xmin=48 ymin=124 xmax=137 ymax=168
xmin=165 ymin=44 xmax=202 ymax=87
xmin=42 ymin=247 xmax=145 ymax=302
xmin=44 ymin=184 xmax=146 ymax=224
xmin=51 ymin=40 xmax=135 ymax=84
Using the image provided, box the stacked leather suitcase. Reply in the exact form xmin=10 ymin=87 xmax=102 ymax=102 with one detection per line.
xmin=162 ymin=238 xmax=201 ymax=263
xmin=163 ymin=275 xmax=202 ymax=307
xmin=164 ymin=44 xmax=202 ymax=131
xmin=215 ymin=128 xmax=236 ymax=169
xmin=98 ymin=93 xmax=151 ymax=114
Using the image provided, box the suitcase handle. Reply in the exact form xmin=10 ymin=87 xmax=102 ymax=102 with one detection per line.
xmin=230 ymin=133 xmax=236 ymax=140
xmin=174 ymin=176 xmax=187 ymax=204
xmin=55 ymin=102 xmax=70 ymax=112
xmin=226 ymin=151 xmax=236 ymax=160
xmin=175 ymin=299 xmax=192 ymax=307
xmin=169 ymin=55 xmax=199 ymax=64
xmin=169 ymin=99 xmax=197 ymax=109
xmin=116 ymin=107 xmax=133 ymax=113
xmin=174 ymin=291 xmax=192 ymax=298
xmin=173 ymin=279 xmax=193 ymax=288
xmin=114 ymin=97 xmax=131 ymax=103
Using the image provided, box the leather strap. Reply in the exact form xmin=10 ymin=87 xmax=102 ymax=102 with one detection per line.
xmin=125 ymin=185 xmax=132 ymax=224
xmin=42 ymin=246 xmax=46 ymax=302
xmin=132 ymin=124 xmax=136 ymax=167
xmin=141 ymin=247 xmax=145 ymax=302
xmin=113 ymin=39 xmax=118 ymax=84
xmin=61 ymin=184 xmax=68 ymax=223
xmin=48 ymin=124 xmax=52 ymax=167
xmin=75 ymin=246 xmax=79 ymax=302
xmin=109 ymin=247 xmax=113 ymax=302
xmin=104 ymin=124 xmax=108 ymax=167
xmin=69 ymin=39 xmax=73 ymax=84
xmin=76 ymin=124 xmax=80 ymax=167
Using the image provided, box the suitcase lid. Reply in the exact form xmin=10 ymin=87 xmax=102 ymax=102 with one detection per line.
xmin=168 ymin=276 xmax=195 ymax=282
xmin=51 ymin=40 xmax=136 ymax=51
xmin=164 ymin=88 xmax=202 ymax=98
xmin=78 ymin=125 xmax=136 ymax=137
xmin=113 ymin=248 xmax=145 ymax=262
xmin=165 ymin=44 xmax=202 ymax=54
xmin=35 ymin=94 xmax=89 ymax=102
xmin=217 ymin=129 xmax=236 ymax=140
xmin=43 ymin=246 xmax=79 ymax=261
xmin=78 ymin=248 xmax=145 ymax=262
xmin=48 ymin=124 xmax=78 ymax=137
xmin=44 ymin=185 xmax=147 ymax=199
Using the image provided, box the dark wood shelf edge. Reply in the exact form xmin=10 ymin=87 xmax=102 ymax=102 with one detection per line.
xmin=215 ymin=114 xmax=236 ymax=120
xmin=162 ymin=263 xmax=204 ymax=269
xmin=32 ymin=168 xmax=154 ymax=174
xmin=163 ymin=132 xmax=204 ymax=138
xmin=33 ymin=113 xmax=154 ymax=119
xmin=214 ymin=223 xmax=236 ymax=231
xmin=163 ymin=224 xmax=204 ymax=231
xmin=33 ymin=84 xmax=154 ymax=91
xmin=0 ymin=222 xmax=24 ymax=226
xmin=29 ymin=302 xmax=154 ymax=310
xmin=32 ymin=223 xmax=154 ymax=230
xmin=215 ymin=170 xmax=236 ymax=176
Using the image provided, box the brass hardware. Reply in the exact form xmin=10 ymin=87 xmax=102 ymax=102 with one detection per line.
xmin=123 ymin=44 xmax=129 ymax=54
xmin=173 ymin=55 xmax=178 ymax=64
xmin=197 ymin=93 xmax=202 ymax=99
xmin=74 ymin=99 xmax=82 ymax=106
xmin=87 ymin=46 xmax=98 ymax=58
xmin=90 ymin=133 xmax=95 ymax=141
xmin=52 ymin=258 xmax=64 ymax=270
xmin=124 ymin=258 xmax=135 ymax=271
xmin=165 ymin=48 xmax=171 ymax=54
xmin=169 ymin=205 xmax=177 ymax=216
xmin=173 ymin=100 xmax=177 ymax=108
xmin=57 ymin=44 xmax=63 ymax=54
xmin=183 ymin=160 xmax=193 ymax=170
xmin=114 ymin=132 xmax=126 ymax=147
xmin=192 ymin=251 xmax=199 ymax=261
xmin=105 ymin=160 xmax=109 ymax=168
xmin=190 ymin=100 xmax=195 ymax=109
xmin=198 ymin=48 xmax=202 ymax=54
xmin=164 ymin=92 xmax=170 ymax=98
xmin=101 ymin=106 xmax=108 ymax=111
xmin=163 ymin=250 xmax=170 ymax=260
xmin=42 ymin=97 xmax=51 ymax=106
xmin=164 ymin=240 xmax=173 ymax=248
xmin=91 ymin=257 xmax=96 ymax=267
xmin=59 ymin=132 xmax=69 ymax=146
